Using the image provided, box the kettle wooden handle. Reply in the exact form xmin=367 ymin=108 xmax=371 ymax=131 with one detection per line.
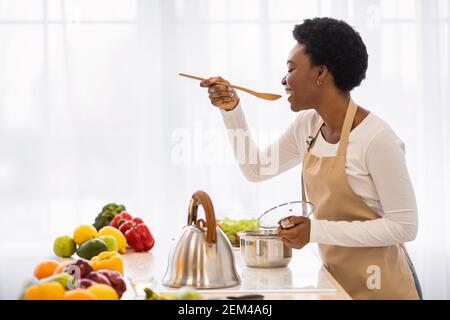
xmin=187 ymin=190 xmax=217 ymax=245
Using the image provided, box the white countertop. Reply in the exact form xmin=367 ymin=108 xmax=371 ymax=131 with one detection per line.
xmin=122 ymin=243 xmax=351 ymax=300
xmin=0 ymin=241 xmax=351 ymax=300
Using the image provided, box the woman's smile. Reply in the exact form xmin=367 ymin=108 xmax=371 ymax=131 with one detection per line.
xmin=285 ymin=88 xmax=294 ymax=101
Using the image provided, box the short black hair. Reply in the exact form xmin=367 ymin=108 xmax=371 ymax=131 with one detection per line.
xmin=293 ymin=17 xmax=368 ymax=92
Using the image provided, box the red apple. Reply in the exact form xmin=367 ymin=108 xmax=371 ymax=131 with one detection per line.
xmin=79 ymin=278 xmax=96 ymax=289
xmin=85 ymin=271 xmax=111 ymax=286
xmin=65 ymin=259 xmax=93 ymax=279
xmin=97 ymin=270 xmax=127 ymax=298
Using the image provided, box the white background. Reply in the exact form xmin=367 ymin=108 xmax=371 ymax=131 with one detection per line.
xmin=0 ymin=0 xmax=449 ymax=299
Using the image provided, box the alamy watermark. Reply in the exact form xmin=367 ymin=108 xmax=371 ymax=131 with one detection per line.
xmin=170 ymin=121 xmax=282 ymax=176
xmin=367 ymin=264 xmax=381 ymax=290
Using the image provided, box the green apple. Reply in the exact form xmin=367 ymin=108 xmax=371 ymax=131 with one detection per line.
xmin=98 ymin=235 xmax=118 ymax=252
xmin=40 ymin=273 xmax=77 ymax=290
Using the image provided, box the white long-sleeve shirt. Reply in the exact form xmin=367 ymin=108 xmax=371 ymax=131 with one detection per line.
xmin=220 ymin=103 xmax=418 ymax=247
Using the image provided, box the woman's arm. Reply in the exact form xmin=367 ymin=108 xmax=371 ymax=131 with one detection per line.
xmin=310 ymin=129 xmax=418 ymax=247
xmin=221 ymin=103 xmax=303 ymax=182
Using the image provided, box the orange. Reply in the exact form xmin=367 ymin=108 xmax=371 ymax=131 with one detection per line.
xmin=53 ymin=260 xmax=72 ymax=275
xmin=63 ymin=289 xmax=97 ymax=300
xmin=33 ymin=260 xmax=60 ymax=280
xmin=24 ymin=282 xmax=65 ymax=300
xmin=87 ymin=284 xmax=119 ymax=300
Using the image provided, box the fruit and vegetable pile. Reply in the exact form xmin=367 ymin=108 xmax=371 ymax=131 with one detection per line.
xmin=25 ymin=258 xmax=126 ymax=300
xmin=217 ymin=217 xmax=259 ymax=246
xmin=22 ymin=203 xmax=155 ymax=300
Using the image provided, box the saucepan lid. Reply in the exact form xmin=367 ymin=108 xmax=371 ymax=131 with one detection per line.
xmin=257 ymin=201 xmax=314 ymax=230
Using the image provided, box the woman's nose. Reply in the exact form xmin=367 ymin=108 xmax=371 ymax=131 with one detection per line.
xmin=281 ymin=76 xmax=286 ymax=86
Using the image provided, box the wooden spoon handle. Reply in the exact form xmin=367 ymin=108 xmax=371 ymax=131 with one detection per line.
xmin=178 ymin=73 xmax=281 ymax=101
xmin=179 ymin=73 xmax=236 ymax=89
xmin=179 ymin=73 xmax=205 ymax=81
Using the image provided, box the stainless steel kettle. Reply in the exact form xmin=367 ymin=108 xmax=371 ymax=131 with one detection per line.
xmin=162 ymin=190 xmax=240 ymax=288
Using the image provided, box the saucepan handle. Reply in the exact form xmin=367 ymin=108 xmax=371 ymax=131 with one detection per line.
xmin=187 ymin=190 xmax=217 ymax=245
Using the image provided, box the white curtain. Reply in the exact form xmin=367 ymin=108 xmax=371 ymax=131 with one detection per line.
xmin=0 ymin=0 xmax=448 ymax=299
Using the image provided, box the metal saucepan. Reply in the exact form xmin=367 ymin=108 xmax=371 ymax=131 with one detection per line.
xmin=237 ymin=229 xmax=292 ymax=268
xmin=237 ymin=201 xmax=314 ymax=269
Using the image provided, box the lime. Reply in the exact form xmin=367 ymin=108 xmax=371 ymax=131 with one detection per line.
xmin=53 ymin=235 xmax=76 ymax=258
xmin=76 ymin=239 xmax=108 ymax=260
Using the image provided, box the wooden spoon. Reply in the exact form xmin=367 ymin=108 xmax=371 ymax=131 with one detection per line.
xmin=179 ymin=73 xmax=281 ymax=101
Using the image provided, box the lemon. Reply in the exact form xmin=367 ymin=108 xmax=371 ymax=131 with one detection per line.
xmin=98 ymin=226 xmax=127 ymax=254
xmin=87 ymin=284 xmax=119 ymax=300
xmin=73 ymin=225 xmax=98 ymax=245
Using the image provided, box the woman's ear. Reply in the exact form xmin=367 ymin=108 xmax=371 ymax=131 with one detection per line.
xmin=314 ymin=65 xmax=328 ymax=86
xmin=317 ymin=65 xmax=328 ymax=82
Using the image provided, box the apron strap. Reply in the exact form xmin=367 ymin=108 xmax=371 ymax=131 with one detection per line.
xmin=301 ymin=164 xmax=307 ymax=202
xmin=302 ymin=98 xmax=357 ymax=202
xmin=300 ymin=169 xmax=313 ymax=217
xmin=302 ymin=115 xmax=323 ymax=203
xmin=306 ymin=116 xmax=324 ymax=152
xmin=337 ymin=98 xmax=358 ymax=156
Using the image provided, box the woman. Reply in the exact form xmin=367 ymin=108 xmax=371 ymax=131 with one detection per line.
xmin=200 ymin=17 xmax=421 ymax=299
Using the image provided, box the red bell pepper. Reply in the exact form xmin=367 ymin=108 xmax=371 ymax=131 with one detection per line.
xmin=125 ymin=223 xmax=155 ymax=252
xmin=110 ymin=212 xmax=133 ymax=229
xmin=119 ymin=217 xmax=155 ymax=252
xmin=118 ymin=217 xmax=143 ymax=233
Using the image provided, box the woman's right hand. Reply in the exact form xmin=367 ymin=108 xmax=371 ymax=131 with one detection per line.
xmin=200 ymin=76 xmax=240 ymax=111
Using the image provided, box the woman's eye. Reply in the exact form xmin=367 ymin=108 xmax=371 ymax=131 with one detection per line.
xmin=288 ymin=69 xmax=294 ymax=73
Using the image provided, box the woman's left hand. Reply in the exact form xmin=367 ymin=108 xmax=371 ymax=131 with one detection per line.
xmin=277 ymin=216 xmax=311 ymax=249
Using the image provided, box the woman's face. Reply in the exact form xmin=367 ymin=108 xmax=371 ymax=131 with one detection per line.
xmin=281 ymin=44 xmax=320 ymax=112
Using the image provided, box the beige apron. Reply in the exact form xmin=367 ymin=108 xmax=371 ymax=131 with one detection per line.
xmin=301 ymin=99 xmax=419 ymax=300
